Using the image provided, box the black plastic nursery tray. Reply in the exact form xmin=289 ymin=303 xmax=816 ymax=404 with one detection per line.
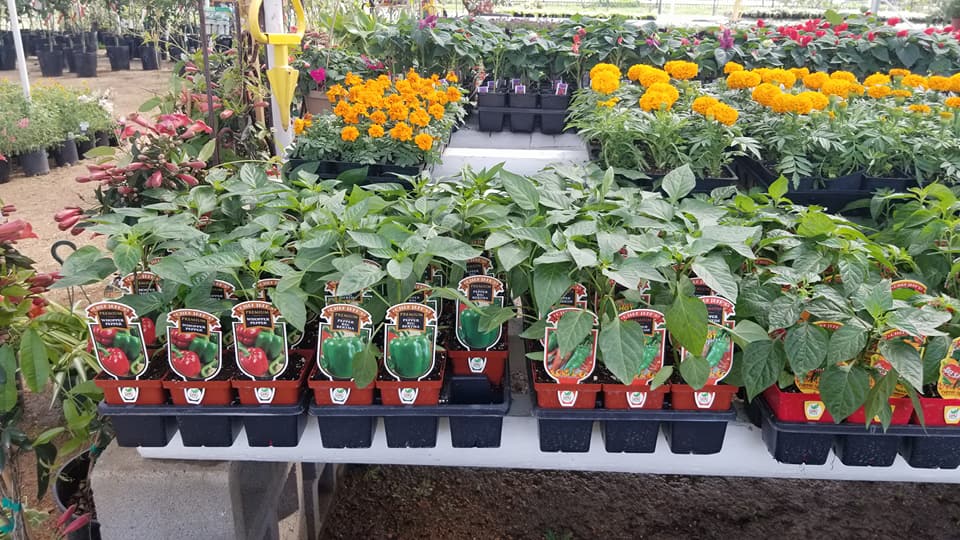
xmin=757 ymin=397 xmax=960 ymax=468
xmin=99 ymin=398 xmax=307 ymax=448
xmin=308 ymin=371 xmax=511 ymax=450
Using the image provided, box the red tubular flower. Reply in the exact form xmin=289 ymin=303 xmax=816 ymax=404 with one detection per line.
xmin=57 ymin=214 xmax=81 ymax=231
xmin=177 ymin=174 xmax=199 ymax=187
xmin=867 ymin=31 xmax=876 ymax=41
xmin=54 ymin=207 xmax=82 ymax=222
xmin=1 ymin=205 xmax=15 ymax=216
xmin=834 ymin=22 xmax=848 ymax=31
xmin=815 ymin=29 xmax=826 ymax=37
xmin=757 ymin=19 xmax=765 ymax=27
xmin=146 ymin=170 xmax=163 ymax=188
xmin=0 ymin=220 xmax=36 ymax=242
xmin=925 ymin=27 xmax=936 ymax=35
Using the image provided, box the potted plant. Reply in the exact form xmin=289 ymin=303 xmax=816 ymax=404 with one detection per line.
xmin=10 ymin=106 xmax=59 ymax=176
xmin=294 ymin=43 xmax=369 ymax=116
xmin=948 ymin=0 xmax=960 ymax=30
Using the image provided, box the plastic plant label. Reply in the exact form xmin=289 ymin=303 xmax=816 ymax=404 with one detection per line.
xmin=804 ymin=401 xmax=827 ymax=421
xmin=557 ymin=390 xmax=579 ymax=407
xmin=119 ymin=387 xmax=140 ymax=403
xmin=383 ymin=302 xmax=438 ymax=381
xmin=455 ymin=275 xmax=505 ymax=350
xmin=317 ymin=303 xmax=372 ymax=381
xmin=945 ymin=406 xmax=960 ymax=425
xmin=514 ymin=84 xmax=526 ymax=94
xmin=619 ymin=308 xmax=667 ymax=385
xmin=184 ymin=387 xmax=205 ymax=405
xmin=794 ymin=321 xmax=841 ymax=392
xmin=468 ymin=357 xmax=487 ymax=373
xmin=695 ymin=392 xmax=717 ymax=408
xmin=690 ymin=277 xmax=714 ymax=297
xmin=556 ymin=82 xmax=568 ymax=96
xmin=210 ymin=279 xmax=238 ymax=300
xmin=556 ymin=283 xmax=588 ymax=310
xmin=891 ymin=279 xmax=927 ymax=300
xmin=119 ymin=271 xmax=161 ymax=295
xmin=399 ymin=387 xmax=420 ymax=404
xmin=543 ymin=307 xmax=599 ymax=384
xmin=478 ymin=86 xmax=489 ymax=94
xmin=511 ymin=78 xmax=520 ymax=87
xmin=232 ymin=301 xmax=289 ymax=381
xmin=86 ymin=301 xmax=150 ymax=380
xmin=330 ymin=387 xmax=351 ymax=405
xmin=871 ymin=329 xmax=917 ymax=398
xmin=167 ymin=309 xmax=222 ymax=381
xmin=680 ymin=296 xmax=735 ymax=385
xmin=255 ymin=278 xmax=280 ymax=300
xmin=627 ymin=392 xmax=648 ymax=408
xmin=614 ymin=280 xmax=652 ymax=312
xmin=465 ymin=256 xmax=492 ymax=277
xmin=937 ymin=337 xmax=960 ymax=400
xmin=409 ymin=282 xmax=439 ymax=314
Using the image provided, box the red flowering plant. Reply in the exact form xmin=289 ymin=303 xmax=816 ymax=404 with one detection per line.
xmin=55 ymin=112 xmax=216 ymax=228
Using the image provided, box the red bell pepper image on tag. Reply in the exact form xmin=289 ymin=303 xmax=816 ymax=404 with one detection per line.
xmin=619 ymin=308 xmax=667 ymax=385
xmin=317 ymin=303 xmax=373 ymax=381
xmin=543 ymin=308 xmax=599 ymax=383
xmin=938 ymin=337 xmax=960 ymax=400
xmin=167 ymin=309 xmax=222 ymax=381
xmin=455 ymin=275 xmax=505 ymax=350
xmin=119 ymin=271 xmax=161 ymax=295
xmin=679 ymin=296 xmax=735 ymax=385
xmin=232 ymin=301 xmax=290 ymax=381
xmin=85 ymin=301 xmax=150 ymax=380
xmin=383 ymin=302 xmax=438 ymax=381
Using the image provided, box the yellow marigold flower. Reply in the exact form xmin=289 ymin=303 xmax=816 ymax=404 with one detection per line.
xmin=763 ymin=68 xmax=796 ymax=89
xmin=638 ymin=67 xmax=670 ymax=88
xmin=326 ymin=84 xmax=347 ymax=102
xmin=388 ymin=104 xmax=409 ymax=122
xmin=753 ymin=68 xmax=770 ymax=80
xmin=409 ymin=108 xmax=431 ymax=128
xmin=446 ymin=87 xmax=462 ymax=102
xmin=333 ymin=99 xmax=351 ymax=117
xmin=801 ymin=91 xmax=829 ymax=110
xmin=344 ymin=72 xmax=362 ymax=87
xmin=848 ymin=83 xmax=865 ymax=96
xmin=293 ymin=117 xmax=307 ymax=135
xmin=368 ymin=124 xmax=385 ymax=138
xmin=342 ymin=110 xmax=360 ymax=124
xmin=597 ymin=97 xmax=620 ymax=108
xmin=370 ymin=110 xmax=387 ymax=124
xmin=792 ymin=93 xmax=814 ymax=114
xmin=752 ymin=83 xmax=782 ymax=106
xmin=627 ymin=64 xmax=646 ymax=81
xmin=428 ymin=103 xmax=445 ymax=120
xmin=803 ymin=72 xmax=829 ymax=90
xmin=868 ymin=85 xmax=892 ymax=98
xmin=724 ymin=61 xmax=744 ymax=74
xmin=726 ymin=70 xmax=762 ymax=89
xmin=941 ymin=111 xmax=954 ymax=119
xmin=445 ymin=71 xmax=458 ymax=83
xmin=390 ymin=122 xmax=413 ymax=142
xmin=664 ymin=60 xmax=698 ymax=80
xmin=889 ymin=68 xmax=911 ymax=77
xmin=414 ymin=133 xmax=434 ymax=151
xmin=340 ymin=126 xmax=360 ymax=142
xmin=821 ymin=79 xmax=852 ymax=98
xmin=864 ymin=73 xmax=891 ymax=87
xmin=647 ymin=82 xmax=679 ymax=102
xmin=909 ymin=104 xmax=932 ymax=114
xmin=591 ymin=72 xmax=620 ymax=94
xmin=945 ymin=96 xmax=960 ymax=108
xmin=902 ymin=74 xmax=927 ymax=89
xmin=789 ymin=67 xmax=810 ymax=80
xmin=891 ymin=89 xmax=912 ymax=98
xmin=929 ymin=75 xmax=952 ymax=92
xmin=692 ymin=96 xmax=719 ymax=114
xmin=590 ymin=63 xmax=621 ymax=80
xmin=706 ymin=103 xmax=738 ymax=125
xmin=951 ymin=73 xmax=960 ymax=93
xmin=830 ymin=71 xmax=857 ymax=83
xmin=770 ymin=93 xmax=794 ymax=114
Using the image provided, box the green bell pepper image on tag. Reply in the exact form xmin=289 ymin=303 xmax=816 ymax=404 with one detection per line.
xmin=387 ymin=332 xmax=432 ymax=379
xmin=321 ymin=333 xmax=365 ymax=379
xmin=459 ymin=308 xmax=499 ymax=349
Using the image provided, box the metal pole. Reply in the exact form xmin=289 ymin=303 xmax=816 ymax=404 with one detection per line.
xmin=6 ymin=0 xmax=30 ymax=100
xmin=198 ymin=0 xmax=219 ymax=164
xmin=870 ymin=0 xmax=880 ymax=14
xmin=263 ymin=0 xmax=293 ymax=155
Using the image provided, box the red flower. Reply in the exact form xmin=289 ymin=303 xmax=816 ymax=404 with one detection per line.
xmin=820 ymin=21 xmax=831 ymax=28
xmin=834 ymin=22 xmax=848 ymax=31
xmin=897 ymin=29 xmax=909 ymax=37
xmin=815 ymin=29 xmax=826 ymax=37
xmin=925 ymin=27 xmax=936 ymax=35
xmin=888 ymin=17 xmax=900 ymax=25
xmin=867 ymin=31 xmax=876 ymax=41
xmin=757 ymin=19 xmax=765 ymax=28
xmin=799 ymin=35 xmax=813 ymax=47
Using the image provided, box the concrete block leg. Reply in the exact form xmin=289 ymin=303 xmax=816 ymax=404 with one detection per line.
xmin=296 ymin=462 xmax=341 ymax=539
xmin=91 ymin=443 xmax=291 ymax=540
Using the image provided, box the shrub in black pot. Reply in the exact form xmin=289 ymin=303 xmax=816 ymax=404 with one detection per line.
xmin=0 ymin=43 xmax=15 ymax=71
xmin=140 ymin=44 xmax=159 ymax=70
xmin=54 ymin=452 xmax=102 ymax=540
xmin=19 ymin=149 xmax=50 ymax=176
xmin=74 ymin=51 xmax=98 ymax=77
xmin=508 ymin=83 xmax=538 ymax=133
xmin=38 ymin=48 xmax=64 ymax=77
xmin=106 ymin=45 xmax=130 ymax=70
xmin=52 ymin=139 xmax=80 ymax=166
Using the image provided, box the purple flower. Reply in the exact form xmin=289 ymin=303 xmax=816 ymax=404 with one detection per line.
xmin=719 ymin=28 xmax=734 ymax=49
xmin=309 ymin=68 xmax=326 ymax=85
xmin=418 ymin=15 xmax=438 ymax=29
xmin=645 ymin=36 xmax=660 ymax=47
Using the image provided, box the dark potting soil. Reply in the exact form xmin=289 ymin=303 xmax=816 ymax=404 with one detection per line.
xmin=268 ymin=353 xmax=305 ymax=381
xmin=320 ymin=465 xmax=960 ymax=539
xmin=66 ymin=477 xmax=96 ymax=521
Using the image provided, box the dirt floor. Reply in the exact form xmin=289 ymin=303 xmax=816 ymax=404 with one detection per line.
xmin=3 ymin=53 xmax=960 ymax=540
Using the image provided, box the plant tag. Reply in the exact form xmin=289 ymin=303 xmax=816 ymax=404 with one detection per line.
xmin=119 ymin=387 xmax=140 ymax=403
xmin=938 ymin=337 xmax=960 ymax=399
xmin=871 ymin=329 xmax=916 ymax=397
xmin=556 ymin=283 xmax=588 ymax=310
xmin=627 ymin=391 xmax=648 ymax=408
xmin=399 ymin=387 xmax=419 ymax=404
xmin=167 ymin=309 xmax=222 ymax=381
xmin=804 ymin=400 xmax=826 ymax=420
xmin=468 ymin=356 xmax=487 ymax=373
xmin=384 ymin=302 xmax=438 ymax=381
xmin=409 ymin=282 xmax=440 ymax=314
xmin=86 ymin=301 xmax=150 ymax=380
xmin=514 ymin=84 xmax=526 ymax=94
xmin=556 ymin=82 xmax=568 ymax=96
xmin=557 ymin=390 xmax=579 ymax=407
xmin=184 ymin=387 xmax=205 ymax=405
xmin=317 ymin=303 xmax=372 ymax=381
xmin=695 ymin=391 xmax=716 ymax=408
xmin=255 ymin=278 xmax=280 ymax=300
xmin=465 ymin=256 xmax=492 ymax=276
xmin=478 ymin=86 xmax=489 ymax=94
xmin=255 ymin=387 xmax=276 ymax=404
xmin=232 ymin=301 xmax=289 ymax=381
xmin=210 ymin=279 xmax=238 ymax=300
xmin=455 ymin=275 xmax=505 ymax=350
xmin=543 ymin=308 xmax=599 ymax=383
xmin=690 ymin=277 xmax=715 ymax=297
xmin=487 ymin=80 xmax=495 ymax=91
xmin=119 ymin=271 xmax=161 ymax=294
xmin=891 ymin=279 xmax=927 ymax=300
xmin=511 ymin=78 xmax=520 ymax=87
xmin=330 ymin=387 xmax=351 ymax=405
xmin=619 ymin=309 xmax=667 ymax=385
xmin=680 ymin=296 xmax=735 ymax=384
xmin=945 ymin=406 xmax=960 ymax=425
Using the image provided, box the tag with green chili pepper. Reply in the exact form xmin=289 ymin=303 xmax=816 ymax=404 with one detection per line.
xmin=618 ymin=309 xmax=667 ymax=385
xmin=543 ymin=307 xmax=599 ymax=383
xmin=678 ymin=296 xmax=735 ymax=385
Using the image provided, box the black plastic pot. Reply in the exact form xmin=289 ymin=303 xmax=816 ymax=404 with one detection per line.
xmin=507 ymin=92 xmax=537 ymax=133
xmin=863 ymin=176 xmax=908 ymax=192
xmin=283 ymin=159 xmax=418 ymax=190
xmin=52 ymin=139 xmax=80 ymax=166
xmin=140 ymin=45 xmax=159 ymax=70
xmin=0 ymin=159 xmax=9 ymax=184
xmin=76 ymin=137 xmax=94 ymax=156
xmin=73 ymin=51 xmax=97 ymax=78
xmin=0 ymin=43 xmax=15 ymax=71
xmin=95 ymin=131 xmax=112 ymax=147
xmin=106 ymin=45 xmax=130 ymax=70
xmin=63 ymin=47 xmax=78 ymax=72
xmin=476 ymin=91 xmax=506 ymax=132
xmin=900 ymin=435 xmax=960 ymax=469
xmin=692 ymin=166 xmax=739 ymax=193
xmin=539 ymin=93 xmax=570 ymax=135
xmin=824 ymin=171 xmax=863 ymax=191
xmin=661 ymin=410 xmax=737 ymax=454
xmin=757 ymin=397 xmax=834 ymax=465
xmin=19 ymin=149 xmax=50 ymax=176
xmin=53 ymin=452 xmax=102 ymax=540
xmin=97 ymin=402 xmax=176 ymax=447
xmin=38 ymin=49 xmax=64 ymax=77
xmin=125 ymin=35 xmax=141 ymax=58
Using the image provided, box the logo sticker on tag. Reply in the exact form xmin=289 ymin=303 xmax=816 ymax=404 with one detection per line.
xmin=119 ymin=387 xmax=139 ymax=403
xmin=804 ymin=400 xmax=826 ymax=421
xmin=695 ymin=391 xmax=716 ymax=409
xmin=558 ymin=390 xmax=579 ymax=407
xmin=184 ymin=387 xmax=205 ymax=405
xmin=945 ymin=406 xmax=960 ymax=425
xmin=399 ymin=387 xmax=419 ymax=404
xmin=330 ymin=387 xmax=351 ymax=405
xmin=468 ymin=357 xmax=487 ymax=373
xmin=255 ymin=387 xmax=276 ymax=404
xmin=627 ymin=391 xmax=648 ymax=408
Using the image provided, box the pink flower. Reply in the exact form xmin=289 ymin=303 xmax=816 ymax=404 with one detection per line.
xmin=897 ymin=29 xmax=909 ymax=37
xmin=757 ymin=19 xmax=765 ymax=28
xmin=888 ymin=17 xmax=900 ymax=25
xmin=924 ymin=27 xmax=936 ymax=35
xmin=309 ymin=67 xmax=326 ymax=85
xmin=0 ymin=220 xmax=37 ymax=243
xmin=867 ymin=31 xmax=876 ymax=41
xmin=16 ymin=118 xmax=28 ymax=129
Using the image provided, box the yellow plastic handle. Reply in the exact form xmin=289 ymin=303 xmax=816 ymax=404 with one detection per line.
xmin=247 ymin=0 xmax=306 ymax=45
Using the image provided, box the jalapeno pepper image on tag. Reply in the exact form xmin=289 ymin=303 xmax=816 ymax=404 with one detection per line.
xmin=637 ymin=333 xmax=661 ymax=371
xmin=543 ymin=308 xmax=599 ymax=383
xmin=678 ymin=296 xmax=736 ymax=385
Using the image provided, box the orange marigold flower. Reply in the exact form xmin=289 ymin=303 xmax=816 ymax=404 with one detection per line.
xmin=891 ymin=89 xmax=913 ymax=98
xmin=390 ymin=122 xmax=413 ymax=142
xmin=867 ymin=85 xmax=892 ymax=98
xmin=370 ymin=110 xmax=387 ymax=124
xmin=388 ymin=104 xmax=409 ymax=121
xmin=597 ymin=97 xmax=620 ymax=108
xmin=368 ymin=124 xmax=385 ymax=138
xmin=901 ymin=74 xmax=927 ymax=89
xmin=909 ymin=104 xmax=931 ymax=114
xmin=664 ymin=60 xmax=698 ymax=80
xmin=762 ymin=68 xmax=796 ymax=89
xmin=414 ymin=133 xmax=434 ymax=151
xmin=929 ymin=75 xmax=952 ymax=92
xmin=801 ymin=91 xmax=829 ymax=110
xmin=941 ymin=111 xmax=954 ymax=119
xmin=340 ymin=126 xmax=359 ymax=142
xmin=752 ymin=82 xmax=782 ymax=106
xmin=446 ymin=71 xmax=458 ymax=83
xmin=706 ymin=103 xmax=738 ymax=125
xmin=945 ymin=96 xmax=960 ymax=108
xmin=591 ymin=71 xmax=620 ymax=94
xmin=589 ymin=63 xmax=621 ymax=80
xmin=830 ymin=71 xmax=857 ymax=83
xmin=889 ymin=68 xmax=911 ymax=77
xmin=724 ymin=61 xmax=744 ymax=74
xmin=726 ymin=70 xmax=762 ymax=89
xmin=410 ymin=108 xmax=431 ymax=128
xmin=446 ymin=86 xmax=462 ymax=102
xmin=333 ymin=100 xmax=350 ymax=117
xmin=627 ymin=64 xmax=645 ymax=81
xmin=803 ymin=72 xmax=829 ymax=90
xmin=428 ymin=103 xmax=445 ymax=120
xmin=344 ymin=72 xmax=362 ymax=87
xmin=950 ymin=73 xmax=960 ymax=93
xmin=638 ymin=67 xmax=670 ymax=88
xmin=820 ymin=79 xmax=851 ymax=98
xmin=692 ymin=96 xmax=719 ymax=114
xmin=864 ymin=73 xmax=891 ymax=87
xmin=789 ymin=67 xmax=810 ymax=80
